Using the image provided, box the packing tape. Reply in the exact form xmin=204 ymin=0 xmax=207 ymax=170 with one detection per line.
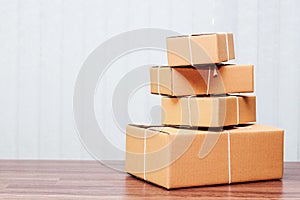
xmin=225 ymin=130 xmax=232 ymax=184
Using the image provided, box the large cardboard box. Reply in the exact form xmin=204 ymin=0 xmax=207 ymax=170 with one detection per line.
xmin=150 ymin=64 xmax=254 ymax=96
xmin=126 ymin=124 xmax=284 ymax=189
xmin=162 ymin=95 xmax=256 ymax=127
xmin=167 ymin=33 xmax=235 ymax=66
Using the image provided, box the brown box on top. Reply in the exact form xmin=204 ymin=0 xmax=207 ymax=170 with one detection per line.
xmin=126 ymin=124 xmax=284 ymax=189
xmin=167 ymin=33 xmax=235 ymax=66
xmin=162 ymin=95 xmax=256 ymax=127
xmin=150 ymin=64 xmax=254 ymax=96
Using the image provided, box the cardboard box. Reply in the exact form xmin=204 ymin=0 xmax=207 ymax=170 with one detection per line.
xmin=162 ymin=95 xmax=256 ymax=127
xmin=126 ymin=124 xmax=284 ymax=189
xmin=167 ymin=33 xmax=235 ymax=66
xmin=150 ymin=64 xmax=254 ymax=96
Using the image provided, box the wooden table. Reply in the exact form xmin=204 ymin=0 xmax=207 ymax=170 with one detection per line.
xmin=0 ymin=160 xmax=299 ymax=199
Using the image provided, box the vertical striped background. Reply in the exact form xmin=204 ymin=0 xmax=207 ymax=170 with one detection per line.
xmin=0 ymin=0 xmax=299 ymax=160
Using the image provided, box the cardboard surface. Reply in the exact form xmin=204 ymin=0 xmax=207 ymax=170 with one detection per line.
xmin=125 ymin=124 xmax=284 ymax=189
xmin=162 ymin=95 xmax=256 ymax=127
xmin=150 ymin=64 xmax=254 ymax=96
xmin=166 ymin=33 xmax=235 ymax=66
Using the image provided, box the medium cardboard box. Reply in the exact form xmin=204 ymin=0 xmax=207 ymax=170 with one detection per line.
xmin=126 ymin=124 xmax=284 ymax=189
xmin=150 ymin=64 xmax=254 ymax=96
xmin=162 ymin=95 xmax=256 ymax=127
xmin=167 ymin=33 xmax=235 ymax=66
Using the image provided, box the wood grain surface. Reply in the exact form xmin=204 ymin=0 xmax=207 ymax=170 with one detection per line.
xmin=0 ymin=160 xmax=299 ymax=199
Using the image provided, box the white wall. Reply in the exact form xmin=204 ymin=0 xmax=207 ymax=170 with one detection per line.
xmin=0 ymin=0 xmax=299 ymax=161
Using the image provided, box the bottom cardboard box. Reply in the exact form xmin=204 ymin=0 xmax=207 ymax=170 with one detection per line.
xmin=126 ymin=124 xmax=284 ymax=189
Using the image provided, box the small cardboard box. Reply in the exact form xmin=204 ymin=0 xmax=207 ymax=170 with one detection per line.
xmin=167 ymin=33 xmax=235 ymax=66
xmin=150 ymin=64 xmax=254 ymax=96
xmin=162 ymin=95 xmax=256 ymax=127
xmin=126 ymin=124 xmax=284 ymax=189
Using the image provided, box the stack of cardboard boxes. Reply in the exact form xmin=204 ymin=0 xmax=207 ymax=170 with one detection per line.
xmin=126 ymin=33 xmax=284 ymax=189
